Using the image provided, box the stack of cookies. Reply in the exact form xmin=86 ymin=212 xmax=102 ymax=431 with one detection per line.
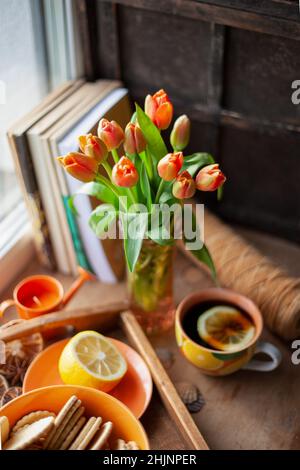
xmin=0 ymin=395 xmax=139 ymax=451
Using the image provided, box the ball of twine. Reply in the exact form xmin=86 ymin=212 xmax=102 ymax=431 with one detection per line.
xmin=204 ymin=211 xmax=300 ymax=340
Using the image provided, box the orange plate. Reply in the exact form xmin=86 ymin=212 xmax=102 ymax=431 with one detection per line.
xmin=0 ymin=385 xmax=149 ymax=449
xmin=23 ymin=338 xmax=152 ymax=418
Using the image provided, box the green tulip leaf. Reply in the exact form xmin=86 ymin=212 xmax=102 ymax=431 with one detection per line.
xmin=140 ymin=163 xmax=152 ymax=212
xmin=135 ymin=103 xmax=168 ymax=162
xmin=69 ymin=181 xmax=119 ymax=216
xmin=182 ymin=206 xmax=216 ymax=281
xmin=146 ymin=226 xmax=174 ymax=246
xmin=120 ymin=211 xmax=148 ymax=272
xmin=183 ymin=152 xmax=215 ymax=177
xmin=89 ymin=204 xmax=117 ymax=238
xmin=146 ymin=203 xmax=176 ymax=246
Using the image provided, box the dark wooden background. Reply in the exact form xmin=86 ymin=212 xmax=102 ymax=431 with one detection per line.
xmin=76 ymin=0 xmax=300 ymax=243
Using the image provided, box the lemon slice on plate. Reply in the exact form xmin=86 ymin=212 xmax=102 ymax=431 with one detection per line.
xmin=58 ymin=331 xmax=127 ymax=392
xmin=197 ymin=306 xmax=255 ymax=352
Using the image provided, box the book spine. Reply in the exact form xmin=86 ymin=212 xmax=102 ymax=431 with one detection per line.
xmin=13 ymin=135 xmax=56 ymax=270
xmin=62 ymin=196 xmax=93 ymax=272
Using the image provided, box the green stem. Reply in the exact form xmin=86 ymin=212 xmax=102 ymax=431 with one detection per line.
xmin=95 ymin=174 xmax=127 ymax=211
xmin=102 ymin=160 xmax=112 ymax=180
xmin=111 ymin=148 xmax=119 ymax=164
xmin=155 ymin=179 xmax=166 ymax=204
xmin=139 ymin=150 xmax=153 ymax=181
xmin=126 ymin=187 xmax=138 ymax=207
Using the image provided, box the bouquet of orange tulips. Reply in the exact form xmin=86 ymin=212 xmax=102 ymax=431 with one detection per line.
xmin=58 ymin=89 xmax=226 ymax=276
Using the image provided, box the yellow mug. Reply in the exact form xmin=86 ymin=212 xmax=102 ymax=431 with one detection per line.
xmin=175 ymin=288 xmax=282 ymax=376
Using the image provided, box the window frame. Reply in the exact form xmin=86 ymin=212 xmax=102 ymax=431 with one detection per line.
xmin=0 ymin=0 xmax=83 ymax=291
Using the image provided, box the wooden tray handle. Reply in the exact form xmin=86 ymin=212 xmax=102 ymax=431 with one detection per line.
xmin=0 ymin=301 xmax=128 ymax=342
xmin=120 ymin=311 xmax=209 ymax=451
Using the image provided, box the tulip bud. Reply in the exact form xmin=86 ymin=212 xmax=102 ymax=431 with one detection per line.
xmin=195 ymin=164 xmax=226 ymax=191
xmin=145 ymin=89 xmax=173 ymax=130
xmin=57 ymin=152 xmax=98 ymax=183
xmin=172 ymin=171 xmax=196 ymax=199
xmin=170 ymin=115 xmax=191 ymax=151
xmin=97 ymin=119 xmax=124 ymax=151
xmin=78 ymin=133 xmax=108 ymax=163
xmin=124 ymin=123 xmax=147 ymax=155
xmin=157 ymin=152 xmax=183 ymax=181
xmin=112 ymin=156 xmax=139 ymax=188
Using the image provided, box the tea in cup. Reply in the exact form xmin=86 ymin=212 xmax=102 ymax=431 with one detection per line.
xmin=175 ymin=288 xmax=282 ymax=376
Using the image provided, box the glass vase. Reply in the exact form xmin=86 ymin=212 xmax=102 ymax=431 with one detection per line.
xmin=127 ymin=240 xmax=174 ymax=335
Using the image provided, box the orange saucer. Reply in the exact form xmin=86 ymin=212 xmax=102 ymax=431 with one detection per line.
xmin=23 ymin=338 xmax=152 ymax=418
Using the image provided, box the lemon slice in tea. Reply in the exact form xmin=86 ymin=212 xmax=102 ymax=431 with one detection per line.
xmin=197 ymin=306 xmax=255 ymax=352
xmin=59 ymin=331 xmax=127 ymax=392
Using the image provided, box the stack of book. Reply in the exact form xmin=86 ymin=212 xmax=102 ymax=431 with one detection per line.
xmin=8 ymin=80 xmax=131 ymax=282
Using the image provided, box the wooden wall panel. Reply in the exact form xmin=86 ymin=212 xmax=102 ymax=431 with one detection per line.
xmin=94 ymin=0 xmax=300 ymax=243
xmin=224 ymin=28 xmax=300 ymax=124
xmin=216 ymin=125 xmax=300 ymax=242
xmin=118 ymin=5 xmax=212 ymax=107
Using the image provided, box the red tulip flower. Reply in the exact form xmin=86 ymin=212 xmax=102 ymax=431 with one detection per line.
xmin=78 ymin=133 xmax=108 ymax=163
xmin=97 ymin=119 xmax=124 ymax=151
xmin=196 ymin=164 xmax=226 ymax=191
xmin=145 ymin=89 xmax=173 ymax=130
xmin=124 ymin=123 xmax=147 ymax=155
xmin=112 ymin=156 xmax=139 ymax=187
xmin=157 ymin=152 xmax=183 ymax=181
xmin=58 ymin=152 xmax=98 ymax=182
xmin=172 ymin=171 xmax=196 ymax=199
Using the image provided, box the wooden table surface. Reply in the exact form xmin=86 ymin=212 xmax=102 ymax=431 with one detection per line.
xmin=1 ymin=226 xmax=300 ymax=450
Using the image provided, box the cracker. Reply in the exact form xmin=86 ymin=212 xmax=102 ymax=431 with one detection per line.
xmin=89 ymin=421 xmax=113 ymax=450
xmin=0 ymin=416 xmax=10 ymax=448
xmin=48 ymin=399 xmax=81 ymax=449
xmin=4 ymin=416 xmax=54 ymax=450
xmin=69 ymin=417 xmax=102 ymax=450
xmin=54 ymin=406 xmax=85 ymax=449
xmin=114 ymin=439 xmax=127 ymax=450
xmin=12 ymin=411 xmax=56 ymax=434
xmin=114 ymin=439 xmax=139 ymax=450
xmin=60 ymin=416 xmax=86 ymax=450
xmin=44 ymin=395 xmax=80 ymax=449
xmin=126 ymin=441 xmax=139 ymax=450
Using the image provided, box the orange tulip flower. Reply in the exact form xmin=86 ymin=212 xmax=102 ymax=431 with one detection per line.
xmin=170 ymin=115 xmax=191 ymax=151
xmin=157 ymin=152 xmax=183 ymax=181
xmin=145 ymin=89 xmax=173 ymax=130
xmin=124 ymin=123 xmax=147 ymax=155
xmin=78 ymin=134 xmax=108 ymax=163
xmin=196 ymin=164 xmax=226 ymax=191
xmin=172 ymin=171 xmax=196 ymax=199
xmin=112 ymin=156 xmax=139 ymax=187
xmin=58 ymin=152 xmax=98 ymax=182
xmin=97 ymin=119 xmax=124 ymax=151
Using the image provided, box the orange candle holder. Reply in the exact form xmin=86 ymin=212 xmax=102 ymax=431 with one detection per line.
xmin=0 ymin=267 xmax=93 ymax=320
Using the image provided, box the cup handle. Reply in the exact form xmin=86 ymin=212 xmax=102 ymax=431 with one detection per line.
xmin=0 ymin=299 xmax=15 ymax=318
xmin=242 ymin=341 xmax=282 ymax=372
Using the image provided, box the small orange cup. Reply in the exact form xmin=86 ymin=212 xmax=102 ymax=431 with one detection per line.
xmin=0 ymin=267 xmax=93 ymax=320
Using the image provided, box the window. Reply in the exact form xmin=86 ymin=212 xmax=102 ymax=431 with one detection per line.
xmin=0 ymin=0 xmax=49 ymax=255
xmin=0 ymin=0 xmax=82 ymax=289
